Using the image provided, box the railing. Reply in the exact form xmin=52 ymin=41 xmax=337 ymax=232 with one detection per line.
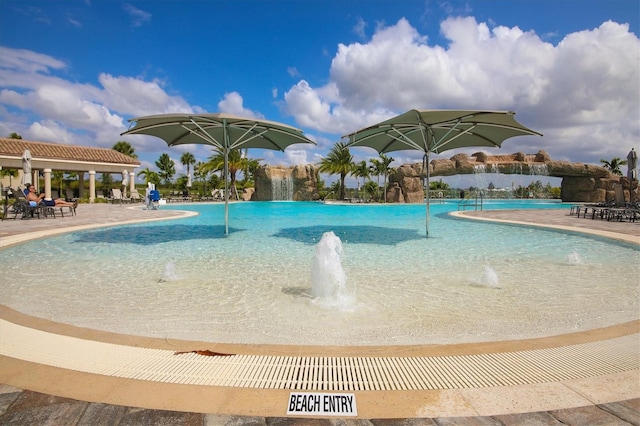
xmin=322 ymin=190 xmax=336 ymax=201
xmin=458 ymin=190 xmax=484 ymax=211
xmin=426 ymin=189 xmax=448 ymax=203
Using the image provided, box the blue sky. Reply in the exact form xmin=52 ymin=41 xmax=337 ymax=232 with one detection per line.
xmin=1 ymin=0 xmax=638 ymax=188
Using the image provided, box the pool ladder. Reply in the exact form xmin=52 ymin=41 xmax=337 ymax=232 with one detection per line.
xmin=458 ymin=190 xmax=484 ymax=211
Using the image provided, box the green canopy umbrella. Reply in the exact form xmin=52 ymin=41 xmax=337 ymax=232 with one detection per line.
xmin=344 ymin=109 xmax=541 ymax=236
xmin=122 ymin=113 xmax=316 ymax=235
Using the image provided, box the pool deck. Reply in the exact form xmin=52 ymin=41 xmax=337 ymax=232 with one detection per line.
xmin=0 ymin=203 xmax=638 ymax=424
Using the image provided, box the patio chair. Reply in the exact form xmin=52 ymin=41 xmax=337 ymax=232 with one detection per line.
xmin=129 ymin=189 xmax=144 ymax=203
xmin=40 ymin=190 xmax=76 ymax=217
xmin=65 ymin=189 xmax=78 ymax=202
xmin=110 ymin=188 xmax=130 ymax=204
xmin=10 ymin=187 xmax=49 ymax=219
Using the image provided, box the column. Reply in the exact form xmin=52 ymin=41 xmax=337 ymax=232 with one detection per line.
xmin=78 ymin=173 xmax=85 ymax=199
xmin=129 ymin=171 xmax=135 ymax=194
xmin=89 ymin=171 xmax=96 ymax=203
xmin=43 ymin=169 xmax=52 ymax=199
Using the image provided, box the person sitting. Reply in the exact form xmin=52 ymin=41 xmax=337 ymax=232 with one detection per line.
xmin=25 ymin=183 xmax=77 ymax=209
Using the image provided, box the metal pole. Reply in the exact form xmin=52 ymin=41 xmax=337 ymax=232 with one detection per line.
xmin=223 ymin=119 xmax=229 ymax=236
xmin=426 ymin=152 xmax=430 ymax=237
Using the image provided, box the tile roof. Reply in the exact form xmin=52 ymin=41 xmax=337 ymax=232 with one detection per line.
xmin=0 ymin=138 xmax=140 ymax=165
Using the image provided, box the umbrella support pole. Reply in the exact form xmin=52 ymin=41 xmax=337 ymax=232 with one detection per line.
xmin=224 ymin=119 xmax=229 ymax=236
xmin=424 ymin=153 xmax=430 ymax=237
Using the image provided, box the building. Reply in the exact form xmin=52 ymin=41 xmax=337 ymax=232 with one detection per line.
xmin=0 ymin=138 xmax=140 ymax=202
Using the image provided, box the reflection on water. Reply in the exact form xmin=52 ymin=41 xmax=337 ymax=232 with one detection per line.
xmin=2 ymin=201 xmax=638 ymax=346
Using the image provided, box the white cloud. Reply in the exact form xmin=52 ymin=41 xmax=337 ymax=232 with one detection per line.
xmin=99 ymin=73 xmax=193 ymax=116
xmin=122 ymin=3 xmax=152 ymax=28
xmin=285 ymin=149 xmax=309 ymax=165
xmin=0 ymin=48 xmax=197 ymax=153
xmin=0 ymin=14 xmax=638 ymax=179
xmin=0 ymin=46 xmax=66 ymax=74
xmin=352 ymin=17 xmax=367 ymax=40
xmin=217 ymin=92 xmax=264 ymax=119
xmin=283 ymin=17 xmax=640 ymax=165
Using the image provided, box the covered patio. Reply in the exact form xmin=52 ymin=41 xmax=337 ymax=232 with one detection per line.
xmin=0 ymin=138 xmax=140 ymax=202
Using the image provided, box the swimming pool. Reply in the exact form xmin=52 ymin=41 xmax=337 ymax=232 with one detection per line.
xmin=3 ymin=201 xmax=638 ymax=346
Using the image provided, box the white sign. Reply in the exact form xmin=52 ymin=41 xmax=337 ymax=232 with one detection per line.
xmin=287 ymin=392 xmax=357 ymax=416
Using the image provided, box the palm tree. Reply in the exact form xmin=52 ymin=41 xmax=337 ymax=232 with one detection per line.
xmin=137 ymin=167 xmax=157 ymax=185
xmin=112 ymin=141 xmax=138 ymax=159
xmin=351 ymin=160 xmax=370 ymax=199
xmin=180 ymin=152 xmax=196 ymax=182
xmin=242 ymin=158 xmax=261 ymax=186
xmin=600 ymin=157 xmax=627 ymax=176
xmin=318 ymin=142 xmax=353 ymax=200
xmin=202 ymin=149 xmax=247 ymax=200
xmin=369 ymin=153 xmax=393 ymax=202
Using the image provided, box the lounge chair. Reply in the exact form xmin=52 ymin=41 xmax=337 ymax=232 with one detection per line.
xmin=11 ymin=187 xmax=50 ymax=219
xmin=129 ymin=189 xmax=144 ymax=203
xmin=44 ymin=190 xmax=76 ymax=217
xmin=110 ymin=188 xmax=130 ymax=204
xmin=65 ymin=189 xmax=77 ymax=202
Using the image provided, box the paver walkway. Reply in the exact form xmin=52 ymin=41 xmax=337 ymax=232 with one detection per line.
xmin=1 ymin=203 xmax=638 ymax=424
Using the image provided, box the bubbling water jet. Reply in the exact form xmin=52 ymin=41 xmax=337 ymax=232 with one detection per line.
xmin=471 ymin=265 xmax=500 ymax=288
xmin=566 ymin=251 xmax=582 ymax=265
xmin=159 ymin=262 xmax=179 ymax=282
xmin=310 ymin=231 xmax=354 ymax=308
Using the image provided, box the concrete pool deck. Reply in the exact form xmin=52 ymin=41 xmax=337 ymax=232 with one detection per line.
xmin=0 ymin=202 xmax=638 ymax=424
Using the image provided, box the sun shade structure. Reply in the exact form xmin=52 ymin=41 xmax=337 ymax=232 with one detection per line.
xmin=21 ymin=149 xmax=32 ymax=186
xmin=122 ymin=113 xmax=316 ymax=235
xmin=344 ymin=109 xmax=542 ymax=236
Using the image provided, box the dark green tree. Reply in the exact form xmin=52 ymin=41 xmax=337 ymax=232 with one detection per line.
xmin=180 ymin=152 xmax=196 ymax=181
xmin=155 ymin=153 xmax=176 ymax=185
xmin=137 ymin=167 xmax=160 ymax=186
xmin=112 ymin=141 xmax=138 ymax=159
xmin=600 ymin=157 xmax=627 ymax=176
xmin=369 ymin=153 xmax=394 ymax=202
xmin=351 ymin=160 xmax=370 ymax=198
xmin=202 ymin=149 xmax=248 ymax=199
xmin=318 ymin=142 xmax=353 ymax=200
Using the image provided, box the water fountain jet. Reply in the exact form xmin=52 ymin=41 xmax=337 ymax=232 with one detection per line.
xmin=159 ymin=262 xmax=179 ymax=282
xmin=310 ymin=231 xmax=353 ymax=308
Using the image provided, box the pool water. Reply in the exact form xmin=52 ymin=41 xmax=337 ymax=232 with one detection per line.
xmin=2 ymin=201 xmax=638 ymax=346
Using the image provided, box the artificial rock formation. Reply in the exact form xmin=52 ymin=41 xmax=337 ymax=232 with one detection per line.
xmin=386 ymin=150 xmax=638 ymax=203
xmin=252 ymin=164 xmax=320 ymax=201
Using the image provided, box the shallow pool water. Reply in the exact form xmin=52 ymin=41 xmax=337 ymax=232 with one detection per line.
xmin=2 ymin=201 xmax=638 ymax=346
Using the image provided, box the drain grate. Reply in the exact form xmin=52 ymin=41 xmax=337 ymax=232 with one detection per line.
xmin=1 ymin=320 xmax=637 ymax=391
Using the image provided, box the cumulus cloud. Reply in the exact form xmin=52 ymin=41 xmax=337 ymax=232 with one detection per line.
xmin=0 ymin=14 xmax=638 ymax=174
xmin=0 ymin=47 xmax=197 ymax=151
xmin=283 ymin=17 xmax=639 ymax=165
xmin=217 ymin=92 xmax=264 ymax=119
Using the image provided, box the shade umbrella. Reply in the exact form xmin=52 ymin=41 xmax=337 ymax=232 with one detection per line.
xmin=627 ymin=148 xmax=637 ymax=180
xmin=21 ymin=150 xmax=32 ymax=186
xmin=121 ymin=169 xmax=129 ymax=196
xmin=344 ymin=109 xmax=541 ymax=236
xmin=122 ymin=113 xmax=316 ymax=235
